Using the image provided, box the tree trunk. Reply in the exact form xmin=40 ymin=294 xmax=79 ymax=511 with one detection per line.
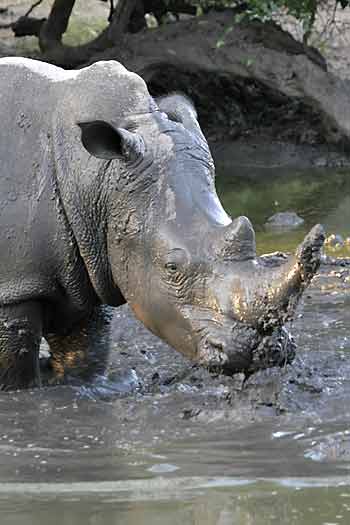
xmin=88 ymin=10 xmax=349 ymax=146
xmin=7 ymin=6 xmax=350 ymax=146
xmin=10 ymin=0 xmax=141 ymax=67
xmin=9 ymin=0 xmax=200 ymax=65
xmin=39 ymin=0 xmax=75 ymax=48
xmin=108 ymin=0 xmax=140 ymax=41
xmin=38 ymin=0 xmax=112 ymax=67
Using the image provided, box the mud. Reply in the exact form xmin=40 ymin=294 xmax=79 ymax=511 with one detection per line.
xmin=62 ymin=261 xmax=348 ymax=458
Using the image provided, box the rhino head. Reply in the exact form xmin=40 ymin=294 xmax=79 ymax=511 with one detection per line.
xmin=79 ymin=93 xmax=324 ymax=376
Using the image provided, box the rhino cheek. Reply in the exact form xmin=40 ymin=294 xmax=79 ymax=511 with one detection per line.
xmin=158 ymin=312 xmax=198 ymax=360
xmin=151 ymin=300 xmax=199 ymax=359
xmin=131 ymin=302 xmax=155 ymax=331
xmin=163 ymin=324 xmax=198 ymax=360
xmin=128 ymin=295 xmax=197 ymax=359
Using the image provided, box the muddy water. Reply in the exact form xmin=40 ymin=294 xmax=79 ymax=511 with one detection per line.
xmin=2 ymin=158 xmax=350 ymax=524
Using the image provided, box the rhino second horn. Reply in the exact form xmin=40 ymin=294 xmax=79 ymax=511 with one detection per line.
xmin=220 ymin=216 xmax=256 ymax=261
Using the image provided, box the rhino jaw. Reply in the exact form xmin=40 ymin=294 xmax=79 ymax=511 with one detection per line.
xmin=197 ymin=320 xmax=258 ymax=372
xmin=246 ymin=326 xmax=296 ymax=375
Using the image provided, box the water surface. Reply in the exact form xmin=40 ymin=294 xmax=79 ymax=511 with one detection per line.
xmin=216 ymin=163 xmax=350 ymax=255
xmin=1 ymin=160 xmax=350 ymax=524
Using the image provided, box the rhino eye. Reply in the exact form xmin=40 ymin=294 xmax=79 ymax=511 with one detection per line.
xmin=165 ymin=262 xmax=178 ymax=273
xmin=164 ymin=248 xmax=188 ymax=274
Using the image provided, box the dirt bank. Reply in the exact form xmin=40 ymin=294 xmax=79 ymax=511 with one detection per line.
xmin=2 ymin=3 xmax=350 ymax=152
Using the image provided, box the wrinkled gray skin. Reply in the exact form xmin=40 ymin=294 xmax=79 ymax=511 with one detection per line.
xmin=0 ymin=58 xmax=324 ymax=390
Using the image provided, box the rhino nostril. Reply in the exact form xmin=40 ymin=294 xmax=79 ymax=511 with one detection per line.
xmin=207 ymin=337 xmax=224 ymax=352
xmin=198 ymin=336 xmax=229 ymax=370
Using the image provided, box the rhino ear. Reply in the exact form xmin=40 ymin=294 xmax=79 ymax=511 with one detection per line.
xmin=157 ymin=93 xmax=201 ymax=133
xmin=78 ymin=121 xmax=145 ymax=161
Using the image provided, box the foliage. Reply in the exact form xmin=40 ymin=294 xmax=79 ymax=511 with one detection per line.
xmin=235 ymin=1 xmax=350 ymax=35
xmin=163 ymin=0 xmax=350 ymax=36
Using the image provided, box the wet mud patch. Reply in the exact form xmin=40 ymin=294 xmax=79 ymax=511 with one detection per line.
xmin=84 ymin=262 xmax=350 ymax=448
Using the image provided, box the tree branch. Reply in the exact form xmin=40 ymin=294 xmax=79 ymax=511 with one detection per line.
xmin=108 ymin=0 xmax=140 ymax=41
xmin=39 ymin=0 xmax=76 ymax=50
xmin=0 ymin=0 xmax=45 ymax=31
xmin=33 ymin=0 xmax=142 ymax=66
xmin=12 ymin=15 xmax=45 ymax=37
xmin=108 ymin=0 xmax=114 ymax=22
xmin=1 ymin=0 xmax=45 ymax=32
xmin=24 ymin=0 xmax=45 ymax=18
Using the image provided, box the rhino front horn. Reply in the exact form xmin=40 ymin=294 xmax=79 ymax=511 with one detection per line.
xmin=241 ymin=223 xmax=325 ymax=330
xmin=296 ymin=223 xmax=325 ymax=282
xmin=219 ymin=216 xmax=256 ymax=261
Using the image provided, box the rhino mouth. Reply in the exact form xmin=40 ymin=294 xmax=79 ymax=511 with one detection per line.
xmin=198 ymin=321 xmax=296 ymax=376
xmin=247 ymin=325 xmax=296 ymax=374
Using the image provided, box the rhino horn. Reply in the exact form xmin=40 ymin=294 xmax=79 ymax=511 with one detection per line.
xmin=234 ymin=224 xmax=325 ymax=330
xmin=219 ymin=216 xmax=257 ymax=261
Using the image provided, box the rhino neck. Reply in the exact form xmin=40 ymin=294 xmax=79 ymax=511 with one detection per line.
xmin=53 ymin=144 xmax=124 ymax=306
xmin=106 ymin=164 xmax=159 ymax=311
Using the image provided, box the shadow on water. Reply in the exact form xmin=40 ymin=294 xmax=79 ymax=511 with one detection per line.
xmin=2 ymin=149 xmax=350 ymax=524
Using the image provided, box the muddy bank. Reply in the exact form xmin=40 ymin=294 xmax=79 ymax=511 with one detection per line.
xmin=2 ymin=4 xmax=350 ymax=156
xmin=211 ymin=138 xmax=350 ymax=171
xmin=148 ymin=69 xmax=329 ymax=147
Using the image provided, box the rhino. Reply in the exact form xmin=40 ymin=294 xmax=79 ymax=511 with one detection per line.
xmin=0 ymin=57 xmax=324 ymax=390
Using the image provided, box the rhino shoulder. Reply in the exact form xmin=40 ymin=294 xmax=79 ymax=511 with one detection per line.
xmin=0 ymin=57 xmax=144 ymax=91
xmin=0 ymin=56 xmax=80 ymax=83
xmin=78 ymin=60 xmax=150 ymax=103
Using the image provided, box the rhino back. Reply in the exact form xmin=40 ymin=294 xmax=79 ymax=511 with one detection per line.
xmin=0 ymin=58 xmax=77 ymax=304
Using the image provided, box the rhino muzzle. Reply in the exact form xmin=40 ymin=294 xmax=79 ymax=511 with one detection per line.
xmin=198 ymin=318 xmax=296 ymax=376
xmin=196 ymin=222 xmax=324 ymax=376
